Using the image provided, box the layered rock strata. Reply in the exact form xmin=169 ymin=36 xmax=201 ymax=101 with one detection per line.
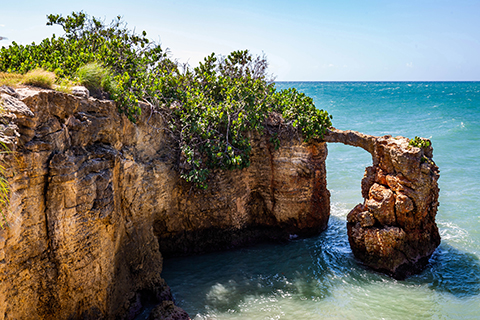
xmin=0 ymin=86 xmax=329 ymax=319
xmin=324 ymin=128 xmax=441 ymax=279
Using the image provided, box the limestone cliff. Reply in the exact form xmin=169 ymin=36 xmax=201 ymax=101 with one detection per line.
xmin=0 ymin=86 xmax=329 ymax=319
xmin=324 ymin=128 xmax=441 ymax=279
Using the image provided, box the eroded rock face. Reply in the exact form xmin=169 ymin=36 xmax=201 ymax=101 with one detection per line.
xmin=0 ymin=86 xmax=329 ymax=319
xmin=325 ymin=129 xmax=441 ymax=279
xmin=156 ymin=129 xmax=330 ymax=257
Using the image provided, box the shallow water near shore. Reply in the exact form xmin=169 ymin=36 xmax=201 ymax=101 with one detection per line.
xmin=160 ymin=82 xmax=480 ymax=319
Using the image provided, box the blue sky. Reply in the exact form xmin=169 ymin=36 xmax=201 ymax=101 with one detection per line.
xmin=1 ymin=0 xmax=479 ymax=81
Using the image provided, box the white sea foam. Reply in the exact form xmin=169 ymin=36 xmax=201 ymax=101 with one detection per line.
xmin=206 ymin=282 xmax=237 ymax=305
xmin=330 ymin=201 xmax=351 ymax=219
xmin=438 ymin=220 xmax=469 ymax=242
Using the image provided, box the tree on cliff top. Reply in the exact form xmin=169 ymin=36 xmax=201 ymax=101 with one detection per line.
xmin=0 ymin=12 xmax=332 ymax=188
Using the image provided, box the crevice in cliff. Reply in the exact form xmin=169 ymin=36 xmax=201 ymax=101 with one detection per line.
xmin=40 ymin=151 xmax=61 ymax=316
xmin=266 ymin=136 xmax=277 ymax=213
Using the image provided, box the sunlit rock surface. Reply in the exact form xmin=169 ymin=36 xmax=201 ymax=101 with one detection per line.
xmin=325 ymin=128 xmax=441 ymax=279
xmin=0 ymin=86 xmax=329 ymax=319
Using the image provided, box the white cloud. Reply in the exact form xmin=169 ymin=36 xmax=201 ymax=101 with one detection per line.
xmin=328 ymin=63 xmax=334 ymax=67
xmin=406 ymin=62 xmax=413 ymax=68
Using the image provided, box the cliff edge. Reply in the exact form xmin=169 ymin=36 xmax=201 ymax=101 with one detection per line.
xmin=0 ymin=87 xmax=441 ymax=318
xmin=0 ymin=86 xmax=329 ymax=319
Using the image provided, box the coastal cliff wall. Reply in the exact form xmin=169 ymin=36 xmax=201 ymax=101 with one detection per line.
xmin=0 ymin=87 xmax=329 ymax=319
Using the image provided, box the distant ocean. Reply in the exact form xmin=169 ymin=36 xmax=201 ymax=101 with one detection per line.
xmin=160 ymin=82 xmax=480 ymax=319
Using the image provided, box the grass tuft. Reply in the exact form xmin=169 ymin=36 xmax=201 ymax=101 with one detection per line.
xmin=76 ymin=62 xmax=110 ymax=91
xmin=54 ymin=78 xmax=74 ymax=94
xmin=0 ymin=72 xmax=23 ymax=87
xmin=22 ymin=68 xmax=56 ymax=89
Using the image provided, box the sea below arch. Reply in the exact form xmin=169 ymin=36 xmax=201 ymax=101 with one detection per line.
xmin=158 ymin=81 xmax=480 ymax=320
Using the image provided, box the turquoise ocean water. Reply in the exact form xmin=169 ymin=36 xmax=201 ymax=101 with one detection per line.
xmin=161 ymin=82 xmax=480 ymax=319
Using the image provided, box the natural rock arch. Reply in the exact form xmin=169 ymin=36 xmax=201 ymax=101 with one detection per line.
xmin=323 ymin=128 xmax=441 ymax=279
xmin=0 ymin=87 xmax=442 ymax=319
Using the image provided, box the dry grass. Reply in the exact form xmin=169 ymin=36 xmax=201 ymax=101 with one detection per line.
xmin=0 ymin=72 xmax=23 ymax=87
xmin=1 ymin=70 xmax=75 ymax=95
xmin=54 ymin=78 xmax=74 ymax=94
xmin=22 ymin=69 xmax=56 ymax=89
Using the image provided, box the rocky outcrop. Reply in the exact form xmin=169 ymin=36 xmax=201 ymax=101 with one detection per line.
xmin=0 ymin=84 xmax=441 ymax=318
xmin=324 ymin=128 xmax=441 ymax=279
xmin=156 ymin=120 xmax=330 ymax=257
xmin=0 ymin=86 xmax=329 ymax=319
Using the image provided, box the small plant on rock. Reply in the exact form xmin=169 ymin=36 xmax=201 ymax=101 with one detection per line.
xmin=0 ymin=155 xmax=9 ymax=229
xmin=0 ymin=102 xmax=10 ymax=228
xmin=76 ymin=62 xmax=111 ymax=92
xmin=22 ymin=68 xmax=56 ymax=88
xmin=54 ymin=78 xmax=74 ymax=94
xmin=409 ymin=136 xmax=431 ymax=148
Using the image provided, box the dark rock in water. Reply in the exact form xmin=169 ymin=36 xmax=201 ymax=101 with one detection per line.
xmin=147 ymin=301 xmax=191 ymax=320
xmin=325 ymin=129 xmax=441 ymax=279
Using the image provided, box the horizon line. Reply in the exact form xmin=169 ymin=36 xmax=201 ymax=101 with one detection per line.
xmin=275 ymin=80 xmax=480 ymax=83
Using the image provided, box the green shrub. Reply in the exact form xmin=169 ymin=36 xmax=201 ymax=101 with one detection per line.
xmin=0 ymin=102 xmax=10 ymax=229
xmin=22 ymin=68 xmax=56 ymax=88
xmin=0 ymin=157 xmax=9 ymax=229
xmin=409 ymin=136 xmax=431 ymax=148
xmin=0 ymin=12 xmax=333 ymax=189
xmin=54 ymin=78 xmax=74 ymax=94
xmin=161 ymin=50 xmax=332 ymax=188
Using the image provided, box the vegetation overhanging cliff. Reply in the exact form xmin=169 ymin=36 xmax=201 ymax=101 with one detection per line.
xmin=0 ymin=11 xmax=332 ymax=190
xmin=0 ymin=85 xmax=330 ymax=319
xmin=0 ymin=11 xmax=441 ymax=320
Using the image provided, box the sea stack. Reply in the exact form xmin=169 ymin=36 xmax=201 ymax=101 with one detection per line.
xmin=324 ymin=129 xmax=441 ymax=279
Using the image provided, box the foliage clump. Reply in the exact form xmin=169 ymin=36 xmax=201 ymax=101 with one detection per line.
xmin=76 ymin=62 xmax=110 ymax=91
xmin=0 ymin=12 xmax=333 ymax=189
xmin=409 ymin=136 xmax=431 ymax=148
xmin=0 ymin=151 xmax=9 ymax=229
xmin=22 ymin=68 xmax=56 ymax=88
